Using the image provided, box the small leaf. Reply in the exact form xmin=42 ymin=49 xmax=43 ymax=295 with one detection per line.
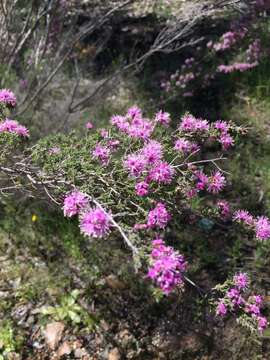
xmin=68 ymin=311 xmax=81 ymax=323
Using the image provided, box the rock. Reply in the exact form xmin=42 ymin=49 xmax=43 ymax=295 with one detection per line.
xmin=0 ymin=291 xmax=10 ymax=298
xmin=74 ymin=348 xmax=89 ymax=358
xmin=6 ymin=353 xmax=21 ymax=360
xmin=44 ymin=322 xmax=65 ymax=350
xmin=100 ymin=319 xmax=110 ymax=331
xmin=57 ymin=341 xmax=72 ymax=357
xmin=108 ymin=348 xmax=121 ymax=360
xmin=118 ymin=329 xmax=132 ymax=347
xmin=105 ymin=275 xmax=126 ymax=290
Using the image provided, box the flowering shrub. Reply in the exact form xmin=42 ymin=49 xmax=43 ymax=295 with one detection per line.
xmin=214 ymin=273 xmax=268 ymax=334
xmin=147 ymin=238 xmax=187 ymax=295
xmin=0 ymin=90 xmax=269 ymax=335
xmin=0 ymin=89 xmax=17 ymax=108
xmin=233 ymin=210 xmax=270 ymax=241
xmin=161 ymin=3 xmax=269 ymax=101
xmin=0 ymin=89 xmax=29 ymax=162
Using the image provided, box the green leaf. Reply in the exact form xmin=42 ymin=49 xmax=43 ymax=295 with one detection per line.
xmin=68 ymin=311 xmax=81 ymax=324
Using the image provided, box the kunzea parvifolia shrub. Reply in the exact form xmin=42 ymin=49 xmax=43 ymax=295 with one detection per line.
xmin=0 ymin=89 xmax=268 ymax=335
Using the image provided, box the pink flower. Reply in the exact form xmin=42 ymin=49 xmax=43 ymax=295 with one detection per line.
xmin=99 ymin=128 xmax=109 ymax=138
xmin=227 ymin=288 xmax=244 ymax=306
xmin=128 ymin=117 xmax=154 ymax=140
xmin=48 ymin=146 xmax=61 ymax=155
xmin=147 ymin=202 xmax=171 ymax=229
xmin=174 ymin=138 xmax=199 ymax=154
xmin=111 ymin=115 xmax=129 ymax=132
xmin=154 ymin=110 xmax=171 ymax=126
xmin=215 ymin=119 xmax=234 ymax=150
xmin=0 ymin=119 xmax=29 ymax=137
xmin=133 ymin=223 xmax=148 ymax=231
xmin=233 ymin=273 xmax=249 ymax=290
xmin=246 ymin=39 xmax=261 ymax=63
xmin=207 ymin=171 xmax=226 ymax=194
xmin=86 ymin=121 xmax=93 ymax=129
xmin=250 ymin=295 xmax=263 ymax=306
xmin=217 ymin=200 xmax=230 ymax=219
xmin=0 ymin=89 xmax=17 ymax=107
xmin=147 ymin=238 xmax=187 ymax=295
xmin=92 ymin=144 xmax=110 ymax=165
xmin=149 ymin=162 xmax=175 ymax=184
xmin=141 ymin=140 xmax=163 ymax=165
xmin=186 ymin=189 xmax=198 ymax=198
xmin=124 ymin=154 xmax=147 ymax=177
xmin=257 ymin=316 xmax=268 ymax=333
xmin=127 ymin=106 xmax=142 ymax=119
xmin=111 ymin=109 xmax=154 ymax=140
xmin=79 ymin=207 xmax=110 ymax=238
xmin=63 ymin=191 xmax=88 ymax=217
xmin=245 ymin=303 xmax=261 ymax=315
xmin=179 ymin=114 xmax=197 ymax=131
xmin=220 ymin=133 xmax=234 ymax=150
xmin=179 ymin=114 xmax=209 ymax=133
xmin=218 ymin=62 xmax=258 ymax=74
xmin=213 ymin=31 xmax=238 ymax=52
xmin=233 ymin=210 xmax=254 ymax=226
xmin=135 ymin=181 xmax=149 ymax=196
xmin=255 ymin=216 xmax=270 ymax=240
xmin=108 ymin=139 xmax=120 ymax=149
xmin=194 ymin=170 xmax=209 ymax=191
xmin=215 ymin=120 xmax=229 ymax=133
xmin=216 ymin=301 xmax=227 ymax=316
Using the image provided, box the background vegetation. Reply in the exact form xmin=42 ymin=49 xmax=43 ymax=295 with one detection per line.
xmin=1 ymin=0 xmax=270 ymax=359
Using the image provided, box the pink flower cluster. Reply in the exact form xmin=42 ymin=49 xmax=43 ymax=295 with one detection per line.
xmin=160 ymin=56 xmax=199 ymax=95
xmin=154 ymin=110 xmax=171 ymax=126
xmin=80 ymin=208 xmax=110 ymax=238
xmin=215 ymin=273 xmax=268 ymax=333
xmin=112 ymin=107 xmax=172 ymax=139
xmin=149 ymin=161 xmax=175 ymax=185
xmin=111 ymin=106 xmax=154 ymax=140
xmin=147 ymin=202 xmax=171 ymax=229
xmin=217 ymin=200 xmax=231 ymax=219
xmin=0 ymin=119 xmax=29 ymax=137
xmin=147 ymin=238 xmax=187 ymax=295
xmin=218 ymin=62 xmax=258 ymax=74
xmin=63 ymin=191 xmax=88 ymax=217
xmin=176 ymin=115 xmax=234 ymax=152
xmin=162 ymin=17 xmax=265 ymax=99
xmin=135 ymin=181 xmax=149 ymax=197
xmin=92 ymin=144 xmax=111 ymax=165
xmin=194 ymin=170 xmax=226 ymax=194
xmin=233 ymin=209 xmax=254 ymax=226
xmin=179 ymin=114 xmax=209 ymax=133
xmin=0 ymin=89 xmax=17 ymax=107
xmin=233 ymin=210 xmax=270 ymax=241
xmin=246 ymin=39 xmax=261 ymax=63
xmin=124 ymin=140 xmax=175 ymax=194
xmin=92 ymin=133 xmax=120 ymax=166
xmin=211 ymin=31 xmax=239 ymax=52
xmin=255 ymin=216 xmax=270 ymax=240
xmin=174 ymin=138 xmax=199 ymax=155
xmin=63 ymin=191 xmax=111 ymax=239
xmin=214 ymin=120 xmax=234 ymax=150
